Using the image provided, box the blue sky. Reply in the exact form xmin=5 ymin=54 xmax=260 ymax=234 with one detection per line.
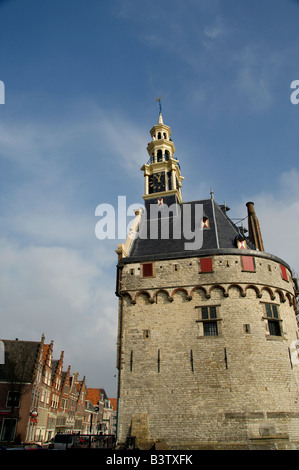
xmin=0 ymin=0 xmax=299 ymax=396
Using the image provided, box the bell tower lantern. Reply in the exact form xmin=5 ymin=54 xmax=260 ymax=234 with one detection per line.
xmin=141 ymin=108 xmax=184 ymax=204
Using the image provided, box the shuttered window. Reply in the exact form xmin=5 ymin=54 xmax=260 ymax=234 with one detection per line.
xmin=200 ymin=257 xmax=213 ymax=272
xmin=142 ymin=263 xmax=153 ymax=277
xmin=280 ymin=264 xmax=288 ymax=281
xmin=241 ymin=256 xmax=255 ymax=272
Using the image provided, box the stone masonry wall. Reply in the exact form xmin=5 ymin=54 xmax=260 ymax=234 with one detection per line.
xmin=117 ymin=252 xmax=299 ymax=449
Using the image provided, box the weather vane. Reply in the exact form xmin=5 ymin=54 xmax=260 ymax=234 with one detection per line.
xmin=156 ymin=96 xmax=162 ymax=114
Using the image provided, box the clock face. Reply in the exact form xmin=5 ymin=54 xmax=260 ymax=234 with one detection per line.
xmin=149 ymin=172 xmax=166 ymax=193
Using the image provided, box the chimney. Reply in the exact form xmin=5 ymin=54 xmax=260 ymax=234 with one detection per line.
xmin=246 ymin=202 xmax=264 ymax=251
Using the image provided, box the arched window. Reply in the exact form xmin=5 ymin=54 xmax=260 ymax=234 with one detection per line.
xmin=157 ymin=149 xmax=162 ymax=162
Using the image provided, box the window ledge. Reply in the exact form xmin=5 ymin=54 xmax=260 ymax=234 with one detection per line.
xmin=196 ymin=318 xmax=222 ymax=322
xmin=197 ymin=334 xmax=223 ymax=339
xmin=265 ymin=335 xmax=284 ymax=341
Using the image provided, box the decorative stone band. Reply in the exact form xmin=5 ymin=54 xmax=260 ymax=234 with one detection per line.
xmin=120 ymin=283 xmax=295 ymax=307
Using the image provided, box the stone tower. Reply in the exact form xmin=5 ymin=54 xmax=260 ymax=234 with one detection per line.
xmin=115 ymin=111 xmax=299 ymax=450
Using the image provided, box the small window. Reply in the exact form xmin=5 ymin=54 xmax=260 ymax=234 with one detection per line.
xmin=237 ymin=239 xmax=247 ymax=249
xmin=142 ymin=263 xmax=154 ymax=277
xmin=241 ymin=256 xmax=255 ymax=272
xmin=268 ymin=321 xmax=281 ymax=336
xmin=143 ymin=330 xmax=150 ymax=339
xmin=264 ymin=303 xmax=281 ymax=336
xmin=280 ymin=264 xmax=288 ymax=281
xmin=7 ymin=391 xmax=20 ymax=408
xmin=200 ymin=258 xmax=213 ymax=273
xmin=201 ymin=217 xmax=209 ymax=229
xmin=202 ymin=306 xmax=218 ymax=336
xmin=204 ymin=322 xmax=218 ymax=336
xmin=202 ymin=306 xmax=217 ymax=319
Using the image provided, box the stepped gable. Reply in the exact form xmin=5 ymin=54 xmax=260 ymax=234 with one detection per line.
xmin=0 ymin=339 xmax=41 ymax=382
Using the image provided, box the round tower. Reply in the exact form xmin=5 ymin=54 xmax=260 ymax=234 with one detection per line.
xmin=115 ymin=112 xmax=299 ymax=450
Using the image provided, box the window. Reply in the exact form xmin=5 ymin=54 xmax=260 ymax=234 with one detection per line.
xmin=237 ymin=239 xmax=247 ymax=249
xmin=241 ymin=256 xmax=255 ymax=272
xmin=200 ymin=257 xmax=213 ymax=273
xmin=280 ymin=264 xmax=288 ymax=281
xmin=204 ymin=321 xmax=218 ymax=336
xmin=7 ymin=391 xmax=20 ymax=408
xmin=201 ymin=217 xmax=209 ymax=229
xmin=202 ymin=306 xmax=218 ymax=336
xmin=142 ymin=263 xmax=154 ymax=277
xmin=143 ymin=330 xmax=150 ymax=339
xmin=0 ymin=418 xmax=17 ymax=442
xmin=264 ymin=303 xmax=281 ymax=336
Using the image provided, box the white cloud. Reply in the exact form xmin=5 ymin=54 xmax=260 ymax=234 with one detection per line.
xmin=0 ymin=104 xmax=146 ymax=395
xmin=231 ymin=45 xmax=284 ymax=111
xmin=204 ymin=15 xmax=225 ymax=40
xmin=0 ymin=237 xmax=118 ymax=393
xmin=233 ymin=168 xmax=299 ymax=276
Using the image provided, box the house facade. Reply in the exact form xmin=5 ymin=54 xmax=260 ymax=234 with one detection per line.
xmin=0 ymin=335 xmax=115 ymax=444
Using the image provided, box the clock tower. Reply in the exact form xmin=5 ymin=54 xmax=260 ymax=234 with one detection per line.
xmin=115 ymin=109 xmax=299 ymax=451
xmin=141 ymin=112 xmax=183 ymax=210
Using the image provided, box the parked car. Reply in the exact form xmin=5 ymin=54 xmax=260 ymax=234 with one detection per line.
xmin=52 ymin=433 xmax=81 ymax=450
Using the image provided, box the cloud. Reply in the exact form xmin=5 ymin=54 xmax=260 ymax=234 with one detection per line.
xmin=204 ymin=15 xmax=226 ymax=40
xmin=0 ymin=237 xmax=118 ymax=393
xmin=231 ymin=45 xmax=284 ymax=112
xmin=232 ymin=168 xmax=299 ymax=276
xmin=0 ymin=103 xmax=147 ymax=395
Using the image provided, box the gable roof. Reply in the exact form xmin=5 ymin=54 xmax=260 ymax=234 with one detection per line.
xmin=86 ymin=388 xmax=101 ymax=405
xmin=109 ymin=398 xmax=117 ymax=412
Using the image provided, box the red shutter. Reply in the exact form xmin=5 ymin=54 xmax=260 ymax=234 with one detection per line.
xmin=142 ymin=263 xmax=153 ymax=277
xmin=280 ymin=264 xmax=288 ymax=281
xmin=200 ymin=258 xmax=212 ymax=272
xmin=242 ymin=256 xmax=255 ymax=272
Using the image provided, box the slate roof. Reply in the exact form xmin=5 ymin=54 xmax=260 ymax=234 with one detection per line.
xmin=0 ymin=339 xmax=41 ymax=383
xmin=121 ymin=197 xmax=256 ymax=264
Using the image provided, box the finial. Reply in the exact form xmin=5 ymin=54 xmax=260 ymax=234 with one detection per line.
xmin=210 ymin=187 xmax=214 ymax=200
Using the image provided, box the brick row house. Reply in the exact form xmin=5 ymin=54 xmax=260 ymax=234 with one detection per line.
xmin=0 ymin=335 xmax=116 ymax=445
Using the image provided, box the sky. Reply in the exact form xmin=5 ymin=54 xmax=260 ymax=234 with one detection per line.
xmin=0 ymin=0 xmax=299 ymax=397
